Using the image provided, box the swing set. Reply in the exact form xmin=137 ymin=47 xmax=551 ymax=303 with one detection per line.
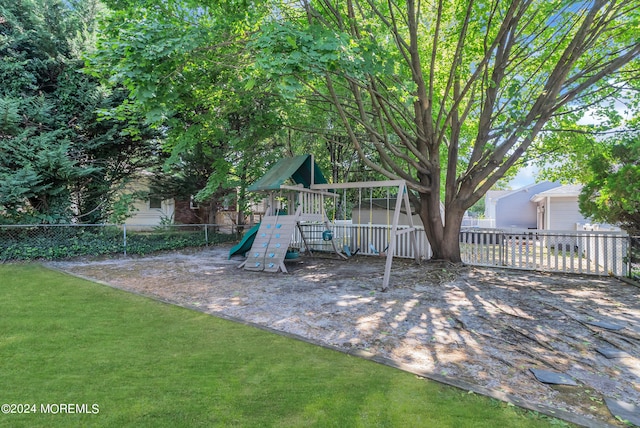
xmin=237 ymin=155 xmax=420 ymax=290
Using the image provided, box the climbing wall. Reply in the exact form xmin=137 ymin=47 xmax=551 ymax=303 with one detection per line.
xmin=244 ymin=215 xmax=298 ymax=273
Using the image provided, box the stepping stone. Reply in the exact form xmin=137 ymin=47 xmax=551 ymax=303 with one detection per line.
xmin=529 ymin=368 xmax=578 ymax=386
xmin=604 ymin=398 xmax=640 ymax=427
xmin=596 ymin=347 xmax=632 ymax=359
xmin=586 ymin=320 xmax=625 ymax=331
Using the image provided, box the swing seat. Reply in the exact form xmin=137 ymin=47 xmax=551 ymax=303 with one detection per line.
xmin=285 ymin=249 xmax=299 ymax=259
xmin=342 ymin=245 xmax=360 ymax=257
xmin=369 ymin=244 xmax=379 ymax=255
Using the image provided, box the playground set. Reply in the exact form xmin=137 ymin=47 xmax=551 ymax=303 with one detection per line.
xmin=229 ymin=154 xmax=419 ymax=290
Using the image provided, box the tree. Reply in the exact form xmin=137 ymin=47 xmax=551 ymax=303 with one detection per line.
xmin=0 ymin=0 xmax=105 ymax=223
xmin=0 ymin=0 xmax=158 ymax=224
xmin=253 ymin=0 xmax=640 ymax=261
xmin=88 ymin=0 xmax=292 ymax=225
xmin=579 ymin=135 xmax=640 ymax=235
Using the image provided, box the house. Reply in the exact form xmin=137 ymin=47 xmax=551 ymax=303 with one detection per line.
xmin=126 ymin=196 xmax=175 ymax=227
xmin=483 ymin=190 xmax=510 ymax=225
xmin=483 ymin=182 xmax=601 ymax=231
xmin=484 ymin=182 xmax=561 ymax=229
xmin=120 ymin=174 xmax=175 ymax=229
xmin=121 ymin=167 xmax=264 ymax=228
xmin=530 ymin=184 xmax=589 ymax=230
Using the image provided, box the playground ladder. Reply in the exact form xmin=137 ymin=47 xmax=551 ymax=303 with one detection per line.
xmin=242 ymin=210 xmax=300 ymax=273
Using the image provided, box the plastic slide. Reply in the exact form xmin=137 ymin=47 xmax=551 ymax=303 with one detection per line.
xmin=228 ymin=223 xmax=261 ymax=259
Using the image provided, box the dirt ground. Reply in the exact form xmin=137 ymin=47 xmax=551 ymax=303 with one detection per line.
xmin=46 ymin=245 xmax=640 ymax=427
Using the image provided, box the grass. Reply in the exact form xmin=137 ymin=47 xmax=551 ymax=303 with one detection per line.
xmin=0 ymin=264 xmax=566 ymax=427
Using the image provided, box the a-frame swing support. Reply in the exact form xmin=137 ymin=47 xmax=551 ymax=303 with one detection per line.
xmin=310 ymin=180 xmax=419 ymax=291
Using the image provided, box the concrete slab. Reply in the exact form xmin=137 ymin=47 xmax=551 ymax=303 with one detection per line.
xmin=529 ymin=368 xmax=578 ymax=386
xmin=604 ymin=398 xmax=640 ymax=427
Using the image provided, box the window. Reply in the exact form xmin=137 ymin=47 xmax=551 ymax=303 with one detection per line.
xmin=149 ymin=197 xmax=162 ymax=209
xmin=189 ymin=195 xmax=200 ymax=210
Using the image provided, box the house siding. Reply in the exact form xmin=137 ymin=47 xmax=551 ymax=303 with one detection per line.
xmin=493 ymin=182 xmax=560 ymax=229
xmin=126 ymin=198 xmax=174 ymax=228
xmin=548 ymin=197 xmax=589 ymax=230
xmin=484 ymin=190 xmax=509 ymax=220
xmin=121 ymin=176 xmax=175 ymax=228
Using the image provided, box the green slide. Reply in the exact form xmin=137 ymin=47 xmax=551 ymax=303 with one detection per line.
xmin=228 ymin=223 xmax=261 ymax=259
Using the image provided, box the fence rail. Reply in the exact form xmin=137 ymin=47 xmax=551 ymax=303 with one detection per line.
xmin=460 ymin=228 xmax=630 ymax=277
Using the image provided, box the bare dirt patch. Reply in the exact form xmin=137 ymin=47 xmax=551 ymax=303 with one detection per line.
xmin=47 ymin=246 xmax=640 ymax=426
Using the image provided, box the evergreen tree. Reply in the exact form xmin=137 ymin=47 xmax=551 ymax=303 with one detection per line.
xmin=0 ymin=0 xmax=158 ymax=223
xmin=579 ymin=135 xmax=640 ymax=235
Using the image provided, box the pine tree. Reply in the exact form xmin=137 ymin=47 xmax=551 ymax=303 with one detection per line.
xmin=0 ymin=0 xmax=158 ymax=224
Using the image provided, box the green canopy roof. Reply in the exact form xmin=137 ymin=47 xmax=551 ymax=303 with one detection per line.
xmin=247 ymin=154 xmax=329 ymax=192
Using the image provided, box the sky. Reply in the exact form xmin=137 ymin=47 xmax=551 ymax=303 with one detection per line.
xmin=508 ymin=164 xmax=539 ymax=189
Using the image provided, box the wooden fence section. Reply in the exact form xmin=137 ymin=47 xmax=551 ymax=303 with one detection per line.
xmin=460 ymin=228 xmax=630 ymax=277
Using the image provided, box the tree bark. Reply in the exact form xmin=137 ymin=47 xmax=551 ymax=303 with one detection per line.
xmin=418 ymin=192 xmax=465 ymax=262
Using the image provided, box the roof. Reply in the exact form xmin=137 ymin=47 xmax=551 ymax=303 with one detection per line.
xmin=247 ymin=154 xmax=329 ymax=192
xmin=489 ymin=181 xmax=560 ymax=202
xmin=485 ymin=190 xmax=511 ymax=201
xmin=530 ymin=184 xmax=583 ymax=202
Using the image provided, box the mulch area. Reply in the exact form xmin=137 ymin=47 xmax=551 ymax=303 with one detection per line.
xmin=47 ymin=245 xmax=640 ymax=427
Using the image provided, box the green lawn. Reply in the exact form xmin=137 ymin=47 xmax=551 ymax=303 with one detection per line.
xmin=0 ymin=265 xmax=565 ymax=427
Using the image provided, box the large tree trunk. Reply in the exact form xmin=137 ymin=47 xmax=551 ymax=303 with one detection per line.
xmin=417 ymin=192 xmax=465 ymax=263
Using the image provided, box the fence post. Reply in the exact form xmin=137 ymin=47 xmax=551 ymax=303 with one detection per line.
xmin=122 ymin=224 xmax=127 ymax=256
xmin=205 ymin=224 xmax=209 ymax=247
xmin=628 ymin=235 xmax=632 ymax=278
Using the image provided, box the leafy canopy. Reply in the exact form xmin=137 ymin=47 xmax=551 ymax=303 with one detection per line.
xmin=89 ymin=0 xmax=291 ymax=207
xmin=251 ymin=0 xmax=640 ymax=260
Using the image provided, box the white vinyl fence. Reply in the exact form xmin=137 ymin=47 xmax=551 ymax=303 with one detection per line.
xmin=460 ymin=228 xmax=630 ymax=277
xmin=295 ymin=222 xmax=432 ymax=260
xmin=297 ymin=223 xmax=630 ymax=277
